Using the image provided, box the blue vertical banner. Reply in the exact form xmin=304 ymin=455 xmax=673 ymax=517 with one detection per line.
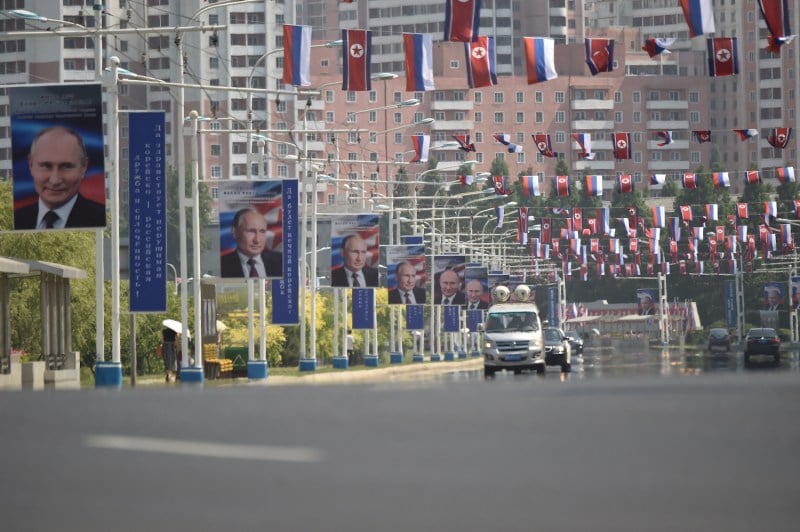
xmin=467 ymin=309 xmax=483 ymax=332
xmin=272 ymin=179 xmax=299 ymax=324
xmin=443 ymin=305 xmax=460 ymax=332
xmin=406 ymin=304 xmax=425 ymax=329
xmin=547 ymin=286 xmax=559 ymax=328
xmin=725 ymin=279 xmax=736 ymax=328
xmin=352 ymin=288 xmax=374 ymax=329
xmin=128 ymin=111 xmax=166 ymax=312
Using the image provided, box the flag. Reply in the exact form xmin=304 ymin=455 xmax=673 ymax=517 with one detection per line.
xmin=706 ymin=204 xmax=718 ymax=221
xmin=614 ymin=132 xmax=631 ymax=160
xmin=554 ymin=175 xmax=570 ymax=197
xmin=655 ymin=130 xmax=673 ymax=146
xmin=452 ymin=134 xmax=476 ymax=152
xmin=495 ymin=205 xmax=504 ymax=229
xmin=777 ymin=166 xmax=796 ymax=183
xmin=767 ymin=127 xmax=792 ymax=149
xmin=532 ymin=133 xmax=558 ymax=158
xmin=541 ymin=218 xmax=551 ymax=243
xmin=680 ymin=205 xmax=693 ymax=222
xmin=737 ymin=203 xmax=749 ymax=220
xmin=744 ymin=170 xmax=761 ymax=184
xmin=585 ymin=38 xmax=615 ymax=75
xmin=734 ymin=129 xmax=759 ymax=141
xmin=758 ymin=0 xmax=796 ymax=54
xmin=517 ymin=208 xmax=529 ymax=245
xmin=693 ymin=130 xmax=712 ymax=143
xmin=794 ymin=199 xmax=800 ymax=218
xmin=650 ymin=173 xmax=666 ymax=185
xmin=642 ymin=37 xmax=676 ymax=58
xmin=652 ymin=206 xmax=666 ymax=228
xmin=597 ymin=207 xmax=610 ymax=235
xmin=680 ymin=0 xmax=716 ymax=37
xmin=444 ymin=0 xmax=481 ymax=42
xmin=523 ymin=37 xmax=557 ymax=84
xmin=342 ymin=29 xmax=372 ymax=91
xmin=707 ymin=37 xmax=740 ymax=77
xmin=765 ymin=201 xmax=778 ymax=217
xmin=573 ymin=208 xmax=583 ymax=231
xmin=572 ymin=133 xmax=594 ymax=159
xmin=492 ymin=175 xmax=512 ymax=196
xmin=520 ymin=175 xmax=541 ymax=197
xmin=410 ymin=134 xmax=430 ymax=163
xmin=682 ymin=173 xmax=698 ymax=189
xmin=494 ymin=133 xmax=522 ymax=153
xmin=465 ymin=36 xmax=497 ymax=88
xmin=282 ymin=24 xmax=312 ymax=86
xmin=712 ymin=172 xmax=730 ymax=188
xmin=459 ymin=174 xmax=474 ymax=186
xmin=585 ymin=175 xmax=603 ymax=196
xmin=403 ymin=33 xmax=435 ymax=91
xmin=617 ymin=175 xmax=634 ymax=194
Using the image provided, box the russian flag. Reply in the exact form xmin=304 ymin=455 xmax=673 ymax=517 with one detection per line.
xmin=520 ymin=175 xmax=541 ymax=197
xmin=493 ymin=133 xmax=522 ymax=153
xmin=444 ymin=0 xmax=481 ymax=42
xmin=680 ymin=0 xmax=716 ymax=37
xmin=712 ymin=172 xmax=730 ymax=188
xmin=655 ymin=130 xmax=673 ymax=146
xmin=410 ymin=134 xmax=430 ymax=163
xmin=495 ymin=205 xmax=504 ymax=229
xmin=282 ymin=24 xmax=311 ymax=87
xmin=650 ymin=173 xmax=666 ymax=185
xmin=706 ymin=203 xmax=718 ymax=221
xmin=465 ymin=36 xmax=496 ymax=88
xmin=642 ymin=37 xmax=676 ymax=58
xmin=523 ymin=37 xmax=557 ymax=84
xmin=585 ymin=38 xmax=615 ymax=75
xmin=707 ymin=37 xmax=740 ymax=77
xmin=777 ymin=166 xmax=796 ymax=183
xmin=652 ymin=206 xmax=666 ymax=228
xmin=585 ymin=175 xmax=603 ymax=196
xmin=765 ymin=201 xmax=778 ymax=217
xmin=597 ymin=207 xmax=610 ymax=235
xmin=342 ymin=29 xmax=372 ymax=91
xmin=734 ymin=128 xmax=759 ymax=141
xmin=572 ymin=133 xmax=594 ymax=159
xmin=403 ymin=33 xmax=435 ymax=92
xmin=781 ymin=224 xmax=792 ymax=246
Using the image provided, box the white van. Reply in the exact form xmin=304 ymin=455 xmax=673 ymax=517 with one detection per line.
xmin=480 ymin=285 xmax=545 ymax=377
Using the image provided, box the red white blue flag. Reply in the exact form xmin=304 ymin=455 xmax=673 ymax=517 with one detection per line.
xmin=642 ymin=37 xmax=676 ymax=58
xmin=403 ymin=33 xmax=435 ymax=91
xmin=444 ymin=0 xmax=481 ymax=42
xmin=410 ymin=134 xmax=430 ymax=163
xmin=734 ymin=128 xmax=759 ymax=141
xmin=613 ymin=132 xmax=631 ymax=160
xmin=494 ymin=133 xmax=522 ymax=153
xmin=767 ymin=127 xmax=792 ymax=149
xmin=650 ymin=174 xmax=666 ymax=185
xmin=533 ymin=133 xmax=558 ymax=158
xmin=520 ymin=175 xmax=541 ymax=197
xmin=459 ymin=174 xmax=475 ymax=186
xmin=495 ymin=205 xmax=504 ymax=229
xmin=465 ymin=36 xmax=496 ymax=88
xmin=342 ymin=29 xmax=372 ymax=91
xmin=572 ymin=133 xmax=594 ymax=159
xmin=585 ymin=38 xmax=614 ymax=75
xmin=585 ymin=175 xmax=603 ymax=196
xmin=680 ymin=0 xmax=716 ymax=37
xmin=652 ymin=206 xmax=666 ymax=228
xmin=707 ymin=38 xmax=739 ymax=77
xmin=282 ymin=24 xmax=312 ymax=86
xmin=777 ymin=166 xmax=796 ymax=183
xmin=758 ymin=0 xmax=796 ymax=54
xmin=655 ymin=130 xmax=673 ymax=146
xmin=523 ymin=37 xmax=557 ymax=84
xmin=706 ymin=204 xmax=719 ymax=221
xmin=712 ymin=172 xmax=731 ymax=188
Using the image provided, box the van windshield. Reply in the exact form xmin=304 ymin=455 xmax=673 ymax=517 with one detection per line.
xmin=485 ymin=312 xmax=539 ymax=333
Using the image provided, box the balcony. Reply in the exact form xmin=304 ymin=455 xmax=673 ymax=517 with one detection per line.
xmin=571 ymin=120 xmax=615 ymax=130
xmin=647 ymin=140 xmax=689 ymax=150
xmin=646 ymin=100 xmax=689 ymax=110
xmin=431 ymin=100 xmax=474 ymax=111
xmin=647 ymin=160 xmax=690 ymax=171
xmin=431 ymin=120 xmax=475 ymax=131
xmin=573 ymin=160 xmax=615 ymax=171
xmin=645 ymin=120 xmax=689 ymax=130
xmin=572 ymin=99 xmax=614 ymax=111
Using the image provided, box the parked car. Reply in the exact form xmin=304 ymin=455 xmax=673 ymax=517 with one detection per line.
xmin=706 ymin=328 xmax=731 ymax=353
xmin=543 ymin=327 xmax=571 ymax=372
xmin=744 ymin=327 xmax=781 ymax=366
xmin=565 ymin=330 xmax=584 ymax=355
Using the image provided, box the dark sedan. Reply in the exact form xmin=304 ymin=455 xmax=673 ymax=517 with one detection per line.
xmin=706 ymin=328 xmax=731 ymax=353
xmin=565 ymin=330 xmax=584 ymax=355
xmin=744 ymin=327 xmax=780 ymax=366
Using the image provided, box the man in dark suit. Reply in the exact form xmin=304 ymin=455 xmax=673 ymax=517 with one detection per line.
xmin=331 ymin=234 xmax=379 ymax=287
xmin=465 ymin=279 xmax=489 ymax=310
xmin=638 ymin=292 xmax=656 ymax=315
xmin=434 ymin=269 xmax=466 ymax=305
xmin=388 ymin=260 xmax=426 ymax=304
xmin=14 ymin=126 xmax=106 ymax=229
xmin=220 ymin=207 xmax=283 ymax=278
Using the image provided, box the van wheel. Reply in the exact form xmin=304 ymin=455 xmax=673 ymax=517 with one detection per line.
xmin=484 ymin=367 xmax=495 ymax=378
xmin=535 ymin=364 xmax=545 ymax=375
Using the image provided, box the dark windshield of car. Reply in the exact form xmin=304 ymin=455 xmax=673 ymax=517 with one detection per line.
xmin=485 ymin=312 xmax=539 ymax=332
xmin=747 ymin=328 xmax=778 ymax=339
xmin=544 ymin=328 xmax=563 ymax=342
xmin=709 ymin=329 xmax=729 ymax=339
xmin=566 ymin=331 xmax=581 ymax=341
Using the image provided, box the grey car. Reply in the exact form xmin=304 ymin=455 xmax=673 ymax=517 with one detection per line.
xmin=543 ymin=327 xmax=572 ymax=373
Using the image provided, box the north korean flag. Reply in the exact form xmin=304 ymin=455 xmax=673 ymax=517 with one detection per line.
xmin=737 ymin=203 xmax=750 ymax=220
xmin=707 ymin=37 xmax=740 ymax=77
xmin=403 ymin=33 xmax=435 ymax=92
xmin=744 ymin=170 xmax=761 ymax=185
xmin=613 ymin=132 xmax=631 ymax=160
xmin=682 ymin=173 xmax=698 ymax=189
xmin=617 ymin=174 xmax=634 ymax=194
xmin=444 ymin=0 xmax=481 ymax=42
xmin=282 ymin=24 xmax=311 ymax=87
xmin=758 ymin=0 xmax=795 ymax=54
xmin=465 ymin=36 xmax=497 ymax=88
xmin=342 ymin=29 xmax=372 ymax=91
xmin=585 ymin=38 xmax=615 ymax=75
xmin=452 ymin=134 xmax=476 ymax=152
xmin=572 ymin=208 xmax=583 ymax=231
xmin=541 ymin=218 xmax=551 ymax=243
xmin=767 ymin=127 xmax=792 ymax=149
xmin=680 ymin=205 xmax=693 ymax=222
xmin=533 ymin=133 xmax=558 ymax=158
xmin=554 ymin=175 xmax=571 ymax=197
xmin=523 ymin=37 xmax=558 ymax=84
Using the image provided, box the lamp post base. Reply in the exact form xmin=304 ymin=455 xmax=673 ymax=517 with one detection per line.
xmin=412 ymin=353 xmax=425 ymax=363
xmin=364 ymin=355 xmax=379 ymax=367
xmin=389 ymin=352 xmax=403 ymax=364
xmin=430 ymin=353 xmax=443 ymax=362
xmin=180 ymin=367 xmax=204 ymax=384
xmin=299 ymin=358 xmax=317 ymax=372
xmin=94 ymin=361 xmax=122 ymax=388
xmin=332 ymin=356 xmax=348 ymax=369
xmin=247 ymin=360 xmax=268 ymax=380
xmin=458 ymin=350 xmax=468 ymax=359
xmin=444 ymin=351 xmax=455 ymax=361
xmin=471 ymin=350 xmax=482 ymax=358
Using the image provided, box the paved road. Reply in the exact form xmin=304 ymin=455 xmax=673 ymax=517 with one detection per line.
xmin=2 ymin=367 xmax=799 ymax=531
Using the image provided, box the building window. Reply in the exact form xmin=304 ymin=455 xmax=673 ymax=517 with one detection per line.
xmin=554 ymin=92 xmax=565 ymax=103
xmin=516 ymin=112 xmax=524 ymax=123
xmin=494 ymin=112 xmax=504 ymax=123
xmin=474 ymin=92 xmax=482 ymax=103
xmin=210 ymin=144 xmax=221 ymax=156
xmin=494 ymin=92 xmax=504 ymax=104
xmin=475 ymin=111 xmax=482 ymax=123
xmin=555 ymin=111 xmax=565 ymax=123
xmin=632 ymin=91 xmax=640 ymax=103
xmin=535 ymin=92 xmax=543 ymax=104
xmin=535 ymin=111 xmax=543 ymax=123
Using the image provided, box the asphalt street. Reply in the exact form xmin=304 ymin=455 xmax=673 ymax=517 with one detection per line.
xmin=1 ymin=367 xmax=798 ymax=532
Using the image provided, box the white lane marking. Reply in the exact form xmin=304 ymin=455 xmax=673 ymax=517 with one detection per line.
xmin=84 ymin=434 xmax=324 ymax=463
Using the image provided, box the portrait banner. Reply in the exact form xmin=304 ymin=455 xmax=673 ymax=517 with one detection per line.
xmin=9 ymin=83 xmax=106 ymax=231
xmin=637 ymin=288 xmax=658 ymax=315
xmin=433 ymin=254 xmax=467 ymax=305
xmin=331 ymin=214 xmax=381 ymax=288
xmin=386 ymin=244 xmax=426 ymax=305
xmin=763 ymin=281 xmax=785 ymax=310
xmin=215 ymin=180 xmax=284 ymax=280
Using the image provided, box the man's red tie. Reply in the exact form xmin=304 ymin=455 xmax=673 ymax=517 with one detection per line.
xmin=352 ymin=272 xmax=360 ymax=287
xmin=248 ymin=259 xmax=258 ymax=277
